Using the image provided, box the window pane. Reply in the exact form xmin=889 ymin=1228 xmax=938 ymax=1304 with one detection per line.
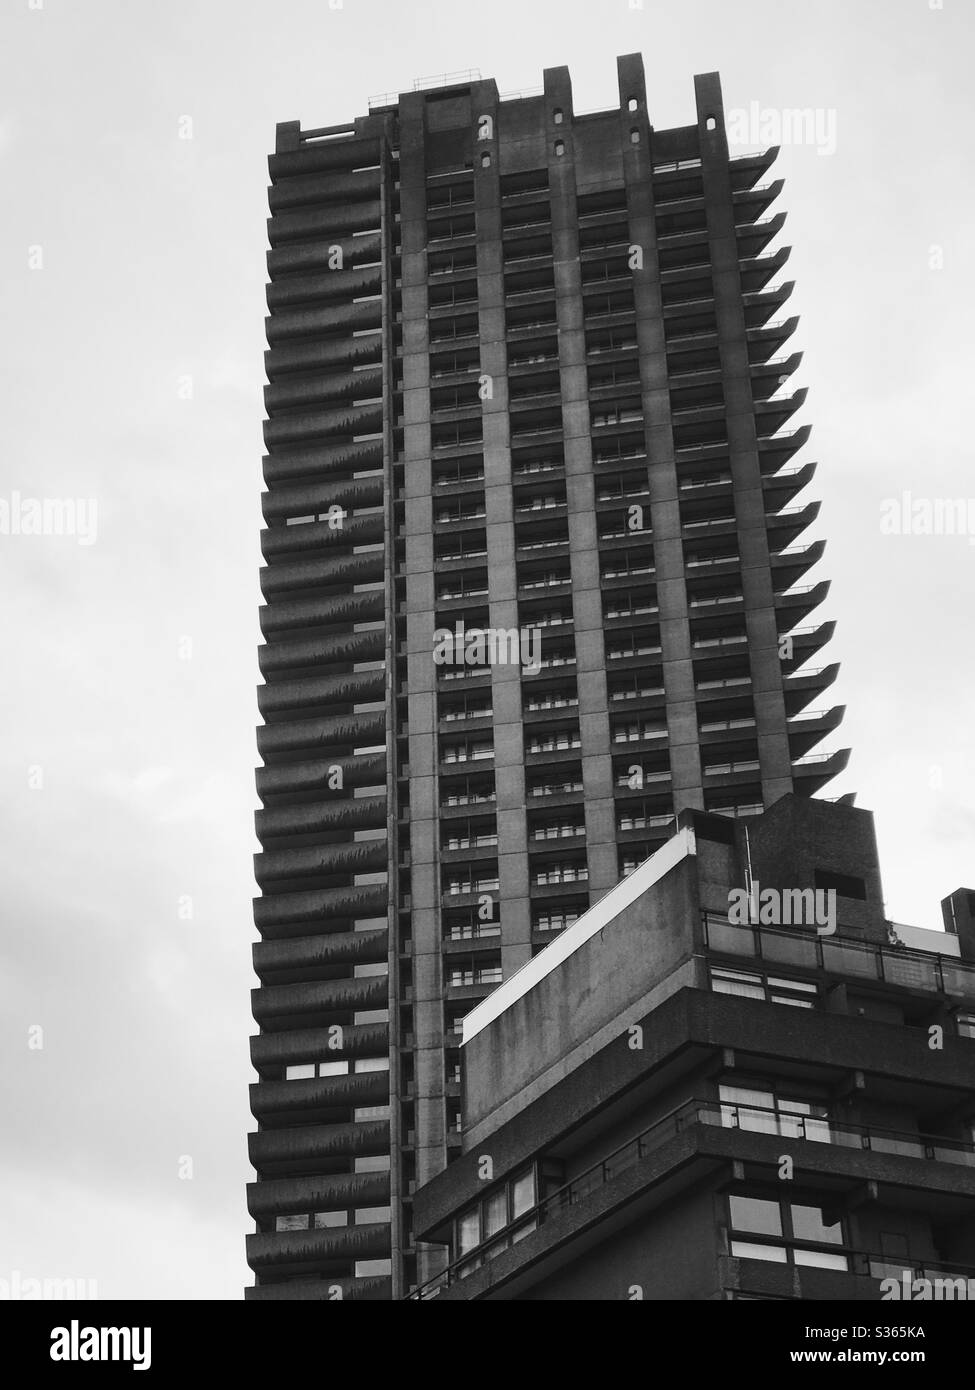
xmin=275 ymin=1214 xmax=308 ymax=1232
xmin=285 ymin=1064 xmax=315 ymax=1080
xmin=511 ymin=1171 xmax=535 ymax=1219
xmin=730 ymin=1240 xmax=788 ymax=1264
xmin=354 ymin=1206 xmax=392 ymax=1224
xmin=791 ymin=1204 xmax=843 ymax=1245
xmin=483 ymin=1190 xmax=507 ymax=1238
xmin=354 ymin=1057 xmax=391 ymax=1073
xmin=313 ymin=1211 xmax=348 ymax=1228
xmin=319 ymin=1060 xmax=349 ymax=1076
xmin=729 ymin=1195 xmax=782 ymax=1237
xmin=458 ymin=1209 xmax=480 ymax=1255
xmin=794 ymin=1248 xmax=848 ymax=1271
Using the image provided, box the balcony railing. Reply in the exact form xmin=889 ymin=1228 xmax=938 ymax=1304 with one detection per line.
xmin=406 ymin=1097 xmax=974 ymax=1300
xmin=702 ymin=913 xmax=975 ymax=1004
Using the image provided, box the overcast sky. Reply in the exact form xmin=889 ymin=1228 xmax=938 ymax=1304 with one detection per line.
xmin=1 ymin=0 xmax=972 ymax=1301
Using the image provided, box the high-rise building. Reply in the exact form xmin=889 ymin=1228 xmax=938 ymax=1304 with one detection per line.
xmin=246 ymin=56 xmax=849 ymax=1300
xmin=409 ymin=797 xmax=975 ymax=1302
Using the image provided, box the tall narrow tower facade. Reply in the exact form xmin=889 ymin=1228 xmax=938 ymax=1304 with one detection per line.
xmin=246 ymin=57 xmax=849 ymax=1300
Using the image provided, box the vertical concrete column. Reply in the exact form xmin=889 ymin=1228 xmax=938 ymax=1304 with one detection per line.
xmin=618 ymin=54 xmax=704 ymax=817
xmin=544 ymin=65 xmax=618 ymax=902
xmin=379 ymin=119 xmax=404 ymax=1299
xmin=471 ymin=80 xmax=533 ymax=979
xmin=695 ymin=73 xmax=793 ymax=805
xmin=398 ymin=95 xmax=446 ymax=1206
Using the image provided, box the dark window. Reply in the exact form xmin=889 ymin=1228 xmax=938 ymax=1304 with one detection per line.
xmin=815 ymin=868 xmax=867 ymax=901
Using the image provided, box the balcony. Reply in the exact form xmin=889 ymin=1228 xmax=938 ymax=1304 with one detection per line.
xmin=409 ymin=1096 xmax=975 ymax=1300
xmin=702 ymin=913 xmax=975 ymax=1007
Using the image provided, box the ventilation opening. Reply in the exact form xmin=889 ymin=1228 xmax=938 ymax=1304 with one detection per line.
xmin=554 ymin=139 xmax=565 ymax=157
xmin=814 ymin=869 xmax=867 ymax=901
xmin=553 ymin=108 xmax=564 ymax=125
xmin=627 ymin=96 xmax=638 ymax=112
xmin=706 ymin=115 xmax=717 ymax=131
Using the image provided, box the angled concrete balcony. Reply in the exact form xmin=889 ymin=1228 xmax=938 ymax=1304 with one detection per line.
xmin=257 ymin=708 xmax=385 ymax=759
xmin=758 ymin=422 xmax=810 ymax=471
xmin=782 ymin=663 xmax=840 ymax=717
xmin=249 ymin=1022 xmax=389 ymax=1071
xmin=248 ymin=1117 xmax=389 ymax=1171
xmin=246 ymin=1221 xmax=390 ymax=1276
xmin=264 ymin=395 xmax=384 ymax=447
xmin=774 ymin=578 xmax=830 ymax=628
xmin=786 ymin=704 xmax=845 ymax=760
xmin=256 ymin=797 xmax=387 ymax=844
xmin=268 ymin=133 xmax=381 ymax=181
xmin=254 ymin=925 xmax=388 ymax=978
xmin=779 ymin=620 xmax=835 ymax=673
xmin=750 ymin=352 xmax=802 ymax=403
xmin=262 ymin=437 xmax=383 ymax=486
xmin=257 ymin=624 xmax=385 ymax=677
xmin=265 ymin=297 xmax=382 ymax=346
xmin=259 ymin=551 xmax=385 ymax=603
xmin=728 ymin=146 xmax=779 ymax=191
xmin=260 ymin=514 xmax=386 ymax=561
xmin=268 ymin=166 xmax=381 ymax=214
xmin=733 ymin=178 xmax=784 ymax=225
xmin=259 ymin=588 xmax=384 ymax=639
xmin=254 ymin=839 xmax=387 ymax=893
xmin=264 ymin=330 xmax=383 ymax=384
xmin=762 ymin=459 xmax=816 ymax=507
xmin=255 ymin=750 xmax=386 ymax=801
xmin=262 ymin=473 xmax=383 ymax=522
xmin=267 ymin=228 xmax=382 ymax=279
xmin=791 ymin=747 xmax=851 ymax=792
xmin=754 ymin=386 xmax=807 ymax=437
xmin=739 ymin=245 xmax=791 ymax=295
xmin=251 ymin=974 xmax=389 ymax=1027
xmin=266 ymin=265 xmax=383 ymax=313
xmin=250 ymin=1070 xmax=389 ymax=1120
xmin=265 ymin=364 xmax=384 ymax=414
xmin=267 ymin=198 xmax=383 ymax=247
xmin=743 ymin=281 xmax=794 ymax=329
xmin=746 ymin=313 xmax=798 ymax=363
xmin=770 ymin=537 xmax=825 ymax=589
xmin=258 ymin=667 xmax=384 ymax=719
xmin=246 ymin=1171 xmax=390 ymax=1221
xmin=766 ymin=499 xmax=820 ymax=549
xmin=736 ymin=210 xmax=788 ymax=261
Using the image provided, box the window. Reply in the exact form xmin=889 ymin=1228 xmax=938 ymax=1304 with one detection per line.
xmin=728 ymin=1194 xmax=847 ymax=1271
xmin=719 ymin=1084 xmax=831 ymax=1142
xmin=815 ymin=868 xmax=867 ymax=901
xmin=452 ymin=1166 xmax=544 ymax=1275
xmin=709 ymin=967 xmax=818 ymax=1009
xmin=706 ymin=115 xmax=717 ymax=131
xmin=630 ymin=128 xmax=640 ymax=144
xmin=554 ymin=140 xmax=565 ymax=157
xmin=553 ymin=109 xmax=564 ymax=125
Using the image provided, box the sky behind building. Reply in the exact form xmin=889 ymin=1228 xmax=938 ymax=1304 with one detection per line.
xmin=1 ymin=0 xmax=971 ymax=1300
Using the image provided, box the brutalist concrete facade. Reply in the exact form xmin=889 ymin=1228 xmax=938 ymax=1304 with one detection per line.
xmin=247 ymin=56 xmax=849 ymax=1299
xmin=411 ymin=798 xmax=975 ymax=1301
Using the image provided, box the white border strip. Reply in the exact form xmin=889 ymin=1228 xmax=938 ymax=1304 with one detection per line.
xmin=462 ymin=825 xmax=697 ymax=1043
